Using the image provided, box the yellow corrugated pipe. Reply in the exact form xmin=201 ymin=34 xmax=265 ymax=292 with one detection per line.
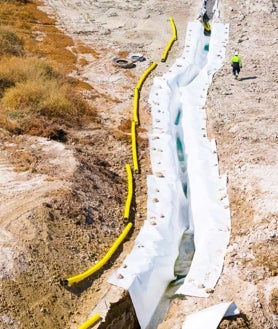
xmin=161 ymin=37 xmax=175 ymax=62
xmin=161 ymin=17 xmax=177 ymax=62
xmin=131 ymin=121 xmax=139 ymax=173
xmin=136 ymin=62 xmax=158 ymax=91
xmin=169 ymin=17 xmax=177 ymax=40
xmin=123 ymin=163 xmax=133 ymax=220
xmin=61 ymin=222 xmax=133 ymax=287
xmin=133 ymin=88 xmax=140 ymax=125
xmin=133 ymin=62 xmax=157 ymax=126
xmin=78 ymin=313 xmax=101 ymax=329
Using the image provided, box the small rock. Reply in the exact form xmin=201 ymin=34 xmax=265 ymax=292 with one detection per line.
xmin=40 ymin=307 xmax=47 ymax=314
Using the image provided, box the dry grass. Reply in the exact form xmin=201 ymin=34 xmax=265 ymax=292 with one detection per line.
xmin=0 ymin=56 xmax=95 ymax=126
xmin=0 ymin=112 xmax=20 ymax=132
xmin=77 ymin=43 xmax=100 ymax=59
xmin=0 ymin=27 xmax=24 ymax=56
xmin=7 ymin=148 xmax=37 ymax=172
xmin=0 ymin=56 xmax=58 ymax=87
xmin=0 ymin=1 xmax=76 ymax=73
xmin=0 ymin=1 xmax=99 ymax=138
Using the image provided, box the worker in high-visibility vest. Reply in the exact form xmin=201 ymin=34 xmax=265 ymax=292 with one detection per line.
xmin=230 ymin=51 xmax=243 ymax=79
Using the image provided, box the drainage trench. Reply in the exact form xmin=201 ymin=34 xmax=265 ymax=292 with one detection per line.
xmin=145 ymin=48 xmax=210 ymax=325
xmin=98 ymin=37 xmax=209 ymax=325
xmin=95 ymin=0 xmax=230 ymax=326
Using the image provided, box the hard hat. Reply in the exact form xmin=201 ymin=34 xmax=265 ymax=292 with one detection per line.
xmin=234 ymin=51 xmax=238 ymax=55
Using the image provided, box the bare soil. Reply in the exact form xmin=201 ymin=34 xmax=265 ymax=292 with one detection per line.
xmin=0 ymin=0 xmax=277 ymax=329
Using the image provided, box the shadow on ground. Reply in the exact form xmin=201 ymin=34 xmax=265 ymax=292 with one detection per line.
xmin=239 ymin=76 xmax=257 ymax=81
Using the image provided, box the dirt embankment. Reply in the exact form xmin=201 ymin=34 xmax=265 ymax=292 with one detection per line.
xmin=0 ymin=127 xmax=131 ymax=328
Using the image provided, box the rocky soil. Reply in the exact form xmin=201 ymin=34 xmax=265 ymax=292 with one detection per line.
xmin=0 ymin=0 xmax=277 ymax=328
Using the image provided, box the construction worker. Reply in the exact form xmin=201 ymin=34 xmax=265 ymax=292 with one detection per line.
xmin=230 ymin=51 xmax=242 ymax=79
xmin=202 ymin=12 xmax=211 ymax=36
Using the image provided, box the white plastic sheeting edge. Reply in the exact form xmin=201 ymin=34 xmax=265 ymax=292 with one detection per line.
xmin=109 ymin=21 xmax=230 ymax=328
xmin=182 ymin=302 xmax=239 ymax=329
xmin=109 ymin=176 xmax=189 ymax=329
xmin=176 ymin=21 xmax=230 ymax=298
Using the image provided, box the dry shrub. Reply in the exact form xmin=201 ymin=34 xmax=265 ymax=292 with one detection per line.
xmin=7 ymin=149 xmax=36 ymax=172
xmin=21 ymin=116 xmax=67 ymax=142
xmin=0 ymin=27 xmax=24 ymax=56
xmin=0 ymin=76 xmax=15 ymax=98
xmin=0 ymin=3 xmax=97 ymax=137
xmin=0 ymin=1 xmax=76 ymax=73
xmin=0 ymin=57 xmax=58 ymax=85
xmin=1 ymin=79 xmax=94 ymax=125
xmin=0 ymin=111 xmax=21 ymax=133
xmin=2 ymin=80 xmax=49 ymax=113
xmin=0 ymin=56 xmax=96 ymax=134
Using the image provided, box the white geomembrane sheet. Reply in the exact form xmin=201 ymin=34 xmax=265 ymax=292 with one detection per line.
xmin=109 ymin=19 xmax=231 ymax=329
xmin=182 ymin=302 xmax=239 ymax=329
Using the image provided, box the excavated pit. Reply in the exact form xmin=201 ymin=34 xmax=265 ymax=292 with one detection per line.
xmin=93 ymin=290 xmax=139 ymax=329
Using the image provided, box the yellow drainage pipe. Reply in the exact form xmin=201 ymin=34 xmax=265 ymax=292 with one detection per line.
xmin=62 ymin=222 xmax=133 ymax=287
xmin=161 ymin=37 xmax=175 ymax=62
xmin=169 ymin=17 xmax=177 ymax=40
xmin=161 ymin=17 xmax=177 ymax=62
xmin=133 ymin=87 xmax=140 ymax=125
xmin=123 ymin=164 xmax=133 ymax=220
xmin=78 ymin=313 xmax=101 ymax=329
xmin=131 ymin=121 xmax=139 ymax=173
xmin=136 ymin=62 xmax=158 ymax=91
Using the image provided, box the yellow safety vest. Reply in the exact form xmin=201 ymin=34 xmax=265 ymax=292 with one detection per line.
xmin=230 ymin=55 xmax=242 ymax=66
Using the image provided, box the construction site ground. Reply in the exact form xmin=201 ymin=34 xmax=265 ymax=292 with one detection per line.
xmin=0 ymin=0 xmax=277 ymax=328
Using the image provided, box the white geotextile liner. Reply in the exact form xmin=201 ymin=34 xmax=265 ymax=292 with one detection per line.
xmin=109 ymin=176 xmax=189 ymax=328
xmin=176 ymin=21 xmax=230 ymax=298
xmin=109 ymin=21 xmax=230 ymax=328
xmin=149 ymin=133 xmax=180 ymax=179
xmin=182 ymin=302 xmax=239 ymax=329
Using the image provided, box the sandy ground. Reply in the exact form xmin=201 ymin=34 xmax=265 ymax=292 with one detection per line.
xmin=0 ymin=0 xmax=277 ymax=328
